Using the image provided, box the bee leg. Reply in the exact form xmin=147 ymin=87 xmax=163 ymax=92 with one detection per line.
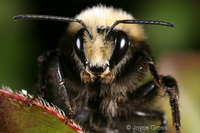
xmin=133 ymin=110 xmax=167 ymax=133
xmin=55 ymin=57 xmax=76 ymax=117
xmin=142 ymin=52 xmax=180 ymax=133
xmin=29 ymin=50 xmax=57 ymax=103
xmin=161 ymin=76 xmax=180 ymax=133
xmin=35 ymin=50 xmax=76 ymax=117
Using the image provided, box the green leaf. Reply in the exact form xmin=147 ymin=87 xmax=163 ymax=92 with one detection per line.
xmin=0 ymin=89 xmax=84 ymax=133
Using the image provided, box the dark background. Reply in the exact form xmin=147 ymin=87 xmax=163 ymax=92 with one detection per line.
xmin=0 ymin=0 xmax=200 ymax=132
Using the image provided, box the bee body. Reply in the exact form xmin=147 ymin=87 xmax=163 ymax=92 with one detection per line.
xmin=14 ymin=5 xmax=180 ymax=133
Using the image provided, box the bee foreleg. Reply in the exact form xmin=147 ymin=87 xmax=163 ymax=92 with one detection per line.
xmin=35 ymin=50 xmax=76 ymax=117
xmin=142 ymin=52 xmax=180 ymax=133
xmin=55 ymin=56 xmax=76 ymax=117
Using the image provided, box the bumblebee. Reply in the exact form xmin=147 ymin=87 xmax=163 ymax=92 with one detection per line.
xmin=13 ymin=5 xmax=180 ymax=133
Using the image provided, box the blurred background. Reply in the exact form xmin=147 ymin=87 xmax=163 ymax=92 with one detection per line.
xmin=0 ymin=0 xmax=199 ymax=132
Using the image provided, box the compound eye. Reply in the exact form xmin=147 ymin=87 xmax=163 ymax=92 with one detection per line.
xmin=110 ymin=30 xmax=129 ymax=68
xmin=74 ymin=28 xmax=86 ymax=64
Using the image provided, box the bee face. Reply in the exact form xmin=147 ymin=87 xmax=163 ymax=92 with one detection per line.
xmin=69 ymin=6 xmax=145 ymax=83
xmin=73 ymin=25 xmax=133 ymax=83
